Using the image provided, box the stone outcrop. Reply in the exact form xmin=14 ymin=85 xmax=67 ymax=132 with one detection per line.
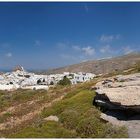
xmin=93 ymin=73 xmax=140 ymax=114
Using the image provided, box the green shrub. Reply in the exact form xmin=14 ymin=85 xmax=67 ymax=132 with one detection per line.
xmin=76 ymin=116 xmax=105 ymax=138
xmin=60 ymin=109 xmax=80 ymax=129
xmin=58 ymin=76 xmax=71 ymax=86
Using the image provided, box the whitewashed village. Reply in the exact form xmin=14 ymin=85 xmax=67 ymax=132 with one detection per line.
xmin=0 ymin=66 xmax=96 ymax=91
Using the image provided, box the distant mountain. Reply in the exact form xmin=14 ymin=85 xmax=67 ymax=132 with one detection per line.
xmin=44 ymin=52 xmax=140 ymax=75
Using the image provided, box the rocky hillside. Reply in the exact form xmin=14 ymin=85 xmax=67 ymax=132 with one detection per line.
xmin=45 ymin=52 xmax=140 ymax=75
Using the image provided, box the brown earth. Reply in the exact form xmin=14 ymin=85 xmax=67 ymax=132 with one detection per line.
xmin=44 ymin=52 xmax=140 ymax=75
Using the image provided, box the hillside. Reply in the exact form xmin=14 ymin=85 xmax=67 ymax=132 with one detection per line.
xmin=45 ymin=53 xmax=140 ymax=75
xmin=0 ymin=80 xmax=128 ymax=138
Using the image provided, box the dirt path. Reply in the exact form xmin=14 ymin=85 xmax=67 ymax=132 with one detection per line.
xmin=0 ymin=94 xmax=65 ymax=131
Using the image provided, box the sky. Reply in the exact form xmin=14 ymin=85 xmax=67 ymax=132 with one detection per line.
xmin=0 ymin=2 xmax=140 ymax=70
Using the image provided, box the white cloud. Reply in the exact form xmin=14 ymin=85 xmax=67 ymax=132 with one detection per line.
xmin=100 ymin=45 xmax=111 ymax=53
xmin=82 ymin=46 xmax=95 ymax=56
xmin=100 ymin=34 xmax=121 ymax=42
xmin=123 ymin=46 xmax=134 ymax=54
xmin=5 ymin=52 xmax=12 ymax=58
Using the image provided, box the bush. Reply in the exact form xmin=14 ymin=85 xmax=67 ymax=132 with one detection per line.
xmin=58 ymin=76 xmax=71 ymax=86
xmin=60 ymin=109 xmax=80 ymax=129
xmin=76 ymin=116 xmax=105 ymax=138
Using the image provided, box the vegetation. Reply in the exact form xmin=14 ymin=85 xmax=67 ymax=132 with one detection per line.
xmin=0 ymin=89 xmax=48 ymax=111
xmin=9 ymin=83 xmax=128 ymax=138
xmin=0 ymin=112 xmax=12 ymax=123
xmin=10 ymin=121 xmax=77 ymax=138
xmin=136 ymin=62 xmax=140 ymax=72
xmin=58 ymin=76 xmax=71 ymax=86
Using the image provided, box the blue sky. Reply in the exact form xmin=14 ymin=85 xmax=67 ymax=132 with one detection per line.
xmin=0 ymin=2 xmax=140 ymax=70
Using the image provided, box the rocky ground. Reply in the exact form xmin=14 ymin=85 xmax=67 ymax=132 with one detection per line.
xmin=95 ymin=73 xmax=140 ymax=106
xmin=94 ymin=72 xmax=140 ymax=138
xmin=101 ymin=112 xmax=140 ymax=138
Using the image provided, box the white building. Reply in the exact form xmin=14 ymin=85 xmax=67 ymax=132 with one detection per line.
xmin=0 ymin=67 xmax=96 ymax=91
xmin=71 ymin=72 xmax=96 ymax=84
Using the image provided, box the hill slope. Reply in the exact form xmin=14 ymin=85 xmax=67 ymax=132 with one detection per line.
xmin=46 ymin=53 xmax=140 ymax=75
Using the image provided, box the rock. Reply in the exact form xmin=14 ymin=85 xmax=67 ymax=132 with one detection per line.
xmin=100 ymin=112 xmax=125 ymax=126
xmin=44 ymin=115 xmax=59 ymax=122
xmin=93 ymin=73 xmax=140 ymax=114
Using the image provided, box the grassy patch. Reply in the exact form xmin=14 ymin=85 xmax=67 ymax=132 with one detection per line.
xmin=0 ymin=89 xmax=48 ymax=111
xmin=41 ymin=89 xmax=94 ymax=117
xmin=9 ymin=121 xmax=77 ymax=138
xmin=41 ymin=88 xmax=128 ymax=138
